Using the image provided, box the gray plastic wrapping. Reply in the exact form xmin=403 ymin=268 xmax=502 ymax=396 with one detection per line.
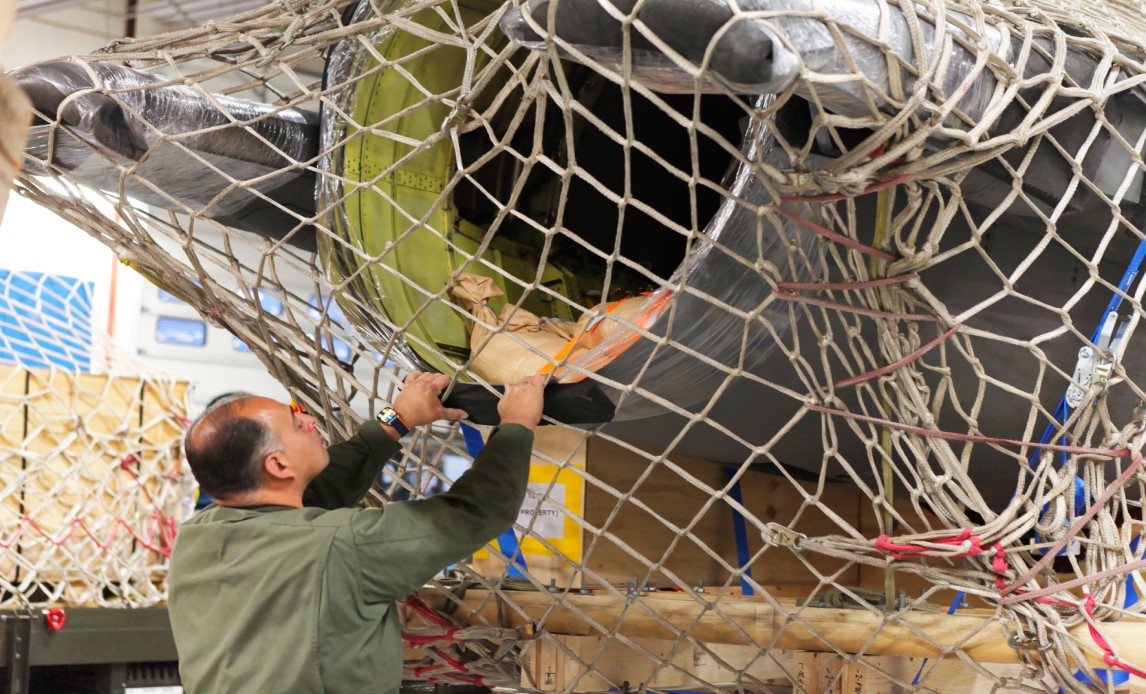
xmin=501 ymin=0 xmax=1010 ymax=125
xmin=15 ymin=60 xmax=320 ymax=251
xmin=589 ymin=105 xmax=820 ymax=419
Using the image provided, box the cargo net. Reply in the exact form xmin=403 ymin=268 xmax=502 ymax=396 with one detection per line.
xmin=0 ymin=271 xmax=192 ymax=607
xmin=14 ymin=0 xmax=1146 ymax=688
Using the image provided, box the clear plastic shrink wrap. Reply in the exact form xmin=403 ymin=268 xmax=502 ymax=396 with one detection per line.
xmin=14 ymin=61 xmax=320 ymax=250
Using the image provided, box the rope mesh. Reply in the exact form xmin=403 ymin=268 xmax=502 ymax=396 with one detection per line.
xmin=13 ymin=0 xmax=1146 ymax=688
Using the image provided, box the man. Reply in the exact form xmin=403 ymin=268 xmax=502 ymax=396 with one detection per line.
xmin=169 ymin=372 xmax=545 ymax=694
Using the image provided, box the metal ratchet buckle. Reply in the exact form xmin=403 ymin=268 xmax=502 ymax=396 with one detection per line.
xmin=766 ymin=523 xmax=807 ymax=550
xmin=1066 ymin=312 xmax=1127 ymax=409
xmin=1007 ymin=634 xmax=1053 ymax=652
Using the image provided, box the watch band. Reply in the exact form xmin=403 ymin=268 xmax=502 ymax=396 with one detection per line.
xmin=376 ymin=406 xmax=410 ymax=437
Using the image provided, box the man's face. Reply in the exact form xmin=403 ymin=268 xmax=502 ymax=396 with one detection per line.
xmin=237 ymin=397 xmax=330 ymax=482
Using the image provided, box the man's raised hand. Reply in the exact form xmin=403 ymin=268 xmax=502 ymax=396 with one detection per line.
xmin=498 ymin=374 xmax=546 ymax=430
xmin=391 ymin=372 xmax=469 ymax=428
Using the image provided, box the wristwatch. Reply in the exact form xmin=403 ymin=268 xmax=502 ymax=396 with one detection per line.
xmin=376 ymin=406 xmax=410 ymax=437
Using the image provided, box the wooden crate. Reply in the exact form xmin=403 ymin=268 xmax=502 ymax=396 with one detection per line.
xmin=522 ymin=633 xmax=795 ymax=692
xmin=520 ymin=638 xmax=1044 ymax=693
xmin=18 ymin=371 xmax=140 ymax=576
xmin=0 ymin=365 xmax=189 ymax=605
xmin=472 ymin=426 xmax=865 ymax=590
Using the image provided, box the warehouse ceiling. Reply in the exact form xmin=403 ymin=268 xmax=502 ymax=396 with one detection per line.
xmin=16 ymin=0 xmax=268 ymax=34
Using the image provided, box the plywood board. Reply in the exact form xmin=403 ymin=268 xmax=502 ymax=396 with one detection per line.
xmin=788 ymin=652 xmax=845 ymax=694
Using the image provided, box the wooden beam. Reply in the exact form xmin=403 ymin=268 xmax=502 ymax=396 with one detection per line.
xmin=417 ymin=589 xmax=1146 ymax=668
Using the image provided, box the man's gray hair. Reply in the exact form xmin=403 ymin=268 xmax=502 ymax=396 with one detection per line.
xmin=183 ymin=392 xmax=282 ymax=500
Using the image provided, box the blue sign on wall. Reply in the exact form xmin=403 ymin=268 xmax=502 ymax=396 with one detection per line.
xmin=0 ymin=271 xmax=94 ymax=372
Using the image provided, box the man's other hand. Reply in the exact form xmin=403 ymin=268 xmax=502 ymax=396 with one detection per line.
xmin=498 ymin=374 xmax=546 ymax=430
xmin=392 ymin=372 xmax=469 ymax=429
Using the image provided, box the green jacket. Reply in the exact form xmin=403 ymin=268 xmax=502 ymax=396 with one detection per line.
xmin=169 ymin=421 xmax=533 ymax=694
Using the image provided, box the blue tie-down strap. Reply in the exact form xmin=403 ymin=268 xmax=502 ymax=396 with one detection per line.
xmin=726 ymin=470 xmax=754 ymax=597
xmin=461 ymin=423 xmax=528 ymax=579
xmin=1029 ymin=238 xmax=1146 ymax=554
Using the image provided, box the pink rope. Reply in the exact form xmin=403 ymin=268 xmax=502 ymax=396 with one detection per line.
xmin=772 ymin=205 xmax=896 ymax=261
xmin=875 ymin=528 xmax=981 ymax=560
xmin=772 ymin=291 xmax=935 ymax=321
xmin=998 ymin=456 xmax=1143 ymax=598
xmin=405 ymin=597 xmax=492 ymax=686
xmin=834 ymin=324 xmax=960 ymax=389
xmin=1084 ymin=594 xmax=1146 ymax=679
xmin=406 ymin=594 xmax=455 ymax=628
xmin=805 ymin=403 xmax=1132 ymax=458
xmin=1 ymin=516 xmax=174 ymax=558
xmin=775 ymin=274 xmax=918 ymax=292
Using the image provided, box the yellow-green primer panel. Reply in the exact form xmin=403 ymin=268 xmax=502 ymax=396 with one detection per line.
xmin=333 ymin=3 xmax=579 ymax=375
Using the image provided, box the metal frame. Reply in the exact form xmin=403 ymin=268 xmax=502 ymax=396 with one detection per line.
xmin=0 ymin=608 xmax=178 ymax=694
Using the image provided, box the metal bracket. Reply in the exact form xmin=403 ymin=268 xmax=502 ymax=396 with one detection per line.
xmin=1007 ymin=633 xmax=1053 ymax=653
xmin=1066 ymin=313 xmax=1126 ymax=408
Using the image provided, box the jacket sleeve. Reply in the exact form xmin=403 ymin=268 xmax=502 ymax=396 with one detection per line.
xmin=303 ymin=421 xmax=401 ymax=510
xmin=350 ymin=424 xmax=533 ymax=603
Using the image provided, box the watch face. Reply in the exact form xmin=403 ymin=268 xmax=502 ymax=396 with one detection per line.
xmin=378 ymin=408 xmax=407 ymax=433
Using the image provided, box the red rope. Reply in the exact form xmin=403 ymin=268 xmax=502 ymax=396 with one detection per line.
xmin=805 ymin=403 xmax=1131 ymax=458
xmin=403 ymin=596 xmax=492 ymax=687
xmin=875 ymin=531 xmax=1146 ymax=678
xmin=402 ymin=627 xmax=460 ymax=646
xmin=405 ymin=594 xmax=454 ymax=627
xmin=775 ymin=274 xmax=918 ymax=292
xmin=426 ymin=673 xmax=486 ymax=687
xmin=772 ymin=291 xmax=936 ymax=322
xmin=779 ymin=174 xmax=914 ymax=204
xmin=834 ymin=324 xmax=960 ymax=389
xmin=772 ymin=205 xmax=896 ymax=261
